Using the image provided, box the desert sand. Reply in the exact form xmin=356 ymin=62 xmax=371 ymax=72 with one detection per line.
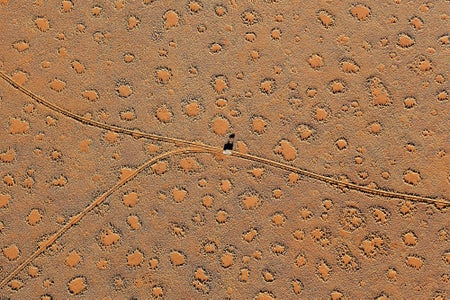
xmin=0 ymin=0 xmax=449 ymax=299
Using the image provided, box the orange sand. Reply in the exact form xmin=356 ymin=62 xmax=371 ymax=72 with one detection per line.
xmin=0 ymin=0 xmax=448 ymax=299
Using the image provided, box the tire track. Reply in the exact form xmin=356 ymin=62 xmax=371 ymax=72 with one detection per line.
xmin=0 ymin=147 xmax=209 ymax=289
xmin=1 ymin=71 xmax=447 ymax=206
xmin=0 ymin=71 xmax=217 ymax=152
xmin=0 ymin=70 xmax=448 ymax=288
xmin=231 ymin=151 xmax=449 ymax=206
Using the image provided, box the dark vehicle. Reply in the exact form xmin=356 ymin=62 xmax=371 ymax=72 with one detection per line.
xmin=223 ymin=133 xmax=235 ymax=155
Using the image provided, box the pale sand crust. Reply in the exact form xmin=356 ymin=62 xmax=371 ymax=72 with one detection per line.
xmin=0 ymin=0 xmax=449 ymax=299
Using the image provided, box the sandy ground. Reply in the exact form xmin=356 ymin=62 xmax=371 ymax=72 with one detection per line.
xmin=0 ymin=0 xmax=449 ymax=299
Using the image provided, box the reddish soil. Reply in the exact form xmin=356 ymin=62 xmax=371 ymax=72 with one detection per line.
xmin=0 ymin=0 xmax=449 ymax=299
